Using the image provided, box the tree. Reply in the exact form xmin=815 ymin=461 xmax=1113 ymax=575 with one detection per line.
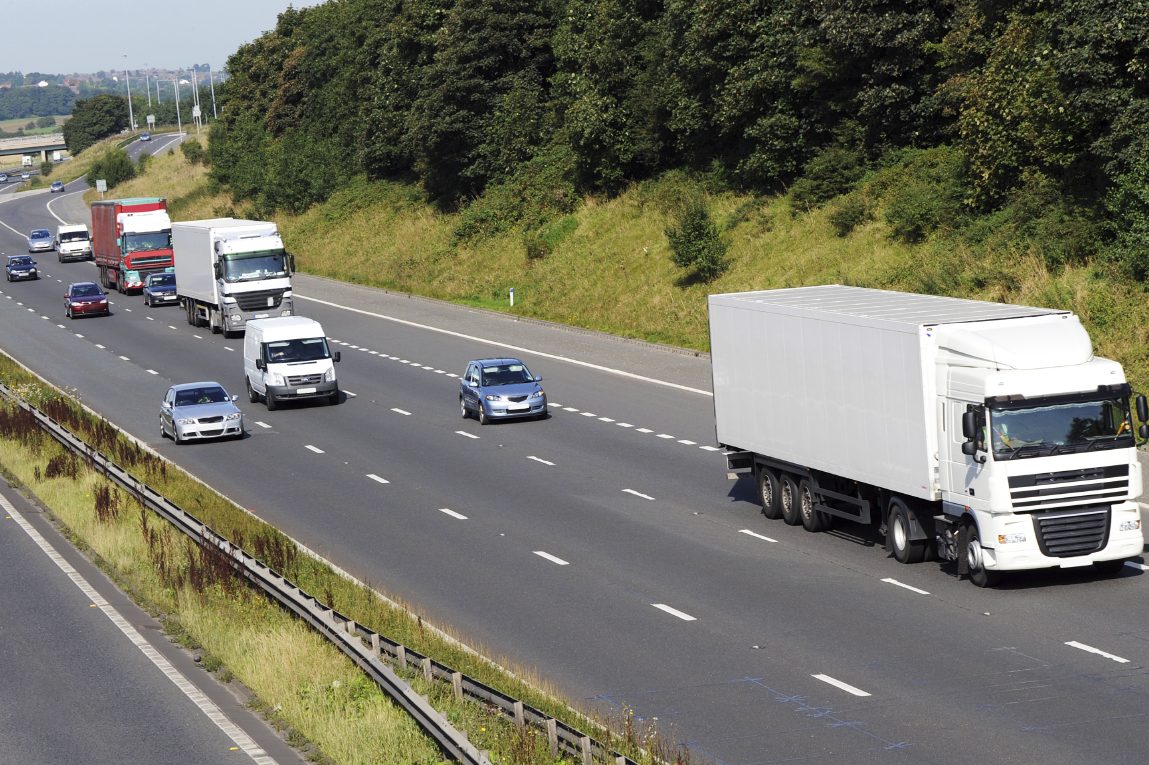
xmin=87 ymin=148 xmax=136 ymax=189
xmin=63 ymin=94 xmax=128 ymax=155
xmin=667 ymin=200 xmax=729 ymax=282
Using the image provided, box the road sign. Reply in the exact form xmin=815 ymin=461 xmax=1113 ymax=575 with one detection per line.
xmin=95 ymin=179 xmax=107 ymax=192
xmin=147 ymin=115 xmax=155 ymax=127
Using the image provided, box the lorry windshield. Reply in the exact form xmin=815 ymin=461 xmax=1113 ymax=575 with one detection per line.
xmin=990 ymin=396 xmax=1133 ymax=458
xmin=124 ymin=230 xmax=172 ymax=252
xmin=222 ymin=249 xmax=288 ymax=282
xmin=264 ymin=337 xmax=331 ymax=363
xmin=59 ymin=231 xmax=90 ymax=243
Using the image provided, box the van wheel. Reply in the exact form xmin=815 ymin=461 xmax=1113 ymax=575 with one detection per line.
xmin=966 ymin=524 xmax=1001 ymax=588
xmin=798 ymin=478 xmax=828 ymax=532
xmin=246 ymin=377 xmax=260 ymax=403
xmin=889 ymin=498 xmax=927 ymax=564
xmin=756 ymin=466 xmax=782 ymax=520
xmin=266 ymin=391 xmax=278 ymax=411
xmin=779 ymin=475 xmax=802 ymax=526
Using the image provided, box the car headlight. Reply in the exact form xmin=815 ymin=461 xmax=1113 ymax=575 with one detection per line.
xmin=484 ymin=394 xmax=501 ymax=401
xmin=28 ymin=269 xmax=36 ymax=274
xmin=224 ymin=412 xmax=242 ymax=421
xmin=175 ymin=417 xmax=195 ymax=425
xmin=267 ymin=372 xmax=285 ymax=386
xmin=529 ymin=389 xmax=545 ymax=399
xmin=70 ymin=301 xmax=83 ymax=306
xmin=98 ymin=299 xmax=107 ymax=304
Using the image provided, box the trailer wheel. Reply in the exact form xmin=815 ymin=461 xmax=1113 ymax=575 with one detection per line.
xmin=798 ymin=479 xmax=828 ymax=532
xmin=779 ymin=475 xmax=802 ymax=526
xmin=756 ymin=467 xmax=782 ymax=519
xmin=965 ymin=523 xmax=1001 ymax=588
xmin=888 ymin=498 xmax=927 ymax=564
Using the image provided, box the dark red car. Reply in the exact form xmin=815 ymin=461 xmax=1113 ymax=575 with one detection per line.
xmin=65 ymin=281 xmax=110 ymax=319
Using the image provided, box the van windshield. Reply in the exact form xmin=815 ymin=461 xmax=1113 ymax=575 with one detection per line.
xmin=59 ymin=231 xmax=90 ymax=243
xmin=264 ymin=337 xmax=331 ymax=363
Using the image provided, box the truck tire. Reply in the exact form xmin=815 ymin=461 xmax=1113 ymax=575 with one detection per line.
xmin=965 ymin=523 xmax=1001 ymax=588
xmin=798 ymin=478 xmax=829 ymax=532
xmin=756 ymin=466 xmax=782 ymax=520
xmin=246 ymin=377 xmax=260 ymax=403
xmin=210 ymin=310 xmax=222 ymax=334
xmin=779 ymin=475 xmax=802 ymax=526
xmin=888 ymin=498 xmax=927 ymax=564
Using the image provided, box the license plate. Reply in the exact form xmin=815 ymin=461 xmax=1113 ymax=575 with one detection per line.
xmin=1058 ymin=557 xmax=1093 ymax=568
xmin=508 ymin=406 xmax=528 ymax=412
xmin=254 ymin=313 xmax=269 ymax=319
xmin=296 ymin=387 xmax=316 ymax=395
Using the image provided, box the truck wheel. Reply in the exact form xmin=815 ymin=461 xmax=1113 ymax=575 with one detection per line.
xmin=965 ymin=523 xmax=1001 ymax=588
xmin=266 ymin=391 xmax=278 ymax=411
xmin=246 ymin=377 xmax=260 ymax=403
xmin=210 ymin=311 xmax=222 ymax=334
xmin=756 ymin=466 xmax=782 ymax=520
xmin=889 ymin=498 xmax=926 ymax=564
xmin=779 ymin=475 xmax=802 ymax=526
xmin=798 ymin=478 xmax=828 ymax=532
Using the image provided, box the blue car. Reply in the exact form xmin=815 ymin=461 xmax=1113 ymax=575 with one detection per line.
xmin=459 ymin=357 xmax=547 ymax=424
xmin=142 ymin=272 xmax=177 ymax=307
xmin=5 ymin=255 xmax=39 ymax=282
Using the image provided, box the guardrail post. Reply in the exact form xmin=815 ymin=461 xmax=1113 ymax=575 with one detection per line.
xmin=452 ymin=671 xmax=463 ymax=700
xmin=580 ymin=736 xmax=592 ymax=765
xmin=546 ymin=719 xmax=558 ymax=757
xmin=513 ymin=700 xmax=524 ymax=728
xmin=421 ymin=657 xmax=432 ymax=682
xmin=615 ymin=756 xmax=626 ymax=765
xmin=370 ymin=633 xmax=380 ymax=656
xmin=396 ymin=644 xmax=406 ymax=668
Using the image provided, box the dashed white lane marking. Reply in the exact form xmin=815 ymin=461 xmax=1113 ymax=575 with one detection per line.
xmin=255 ymin=421 xmax=271 ymax=429
xmin=1065 ymin=641 xmax=1130 ymax=663
xmin=304 ymin=445 xmax=325 ymax=454
xmin=369 ymin=350 xmax=379 ymax=355
xmin=146 ymin=316 xmax=154 ymax=321
xmin=434 ymin=369 xmax=445 ymax=374
xmin=391 ymin=408 xmax=411 ymax=416
xmin=125 ymin=308 xmax=132 ymax=312
xmin=456 ymin=431 xmax=480 ymax=439
xmin=40 ymin=315 xmax=49 ymax=320
xmin=699 ymin=445 xmax=721 ymax=452
xmin=1125 ymin=561 xmax=1148 ymax=571
xmin=527 ymin=456 xmax=555 ymax=466
xmin=637 ymin=428 xmax=653 ymax=434
xmin=146 ymin=369 xmax=158 ymax=375
xmin=366 ymin=473 xmax=390 ymax=485
xmin=168 ymin=325 xmax=177 ymax=330
xmin=598 ymin=417 xmax=615 ymax=422
xmin=622 ymin=489 xmax=655 ymax=501
xmin=193 ymin=334 xmax=203 ymax=339
xmin=739 ymin=529 xmax=778 ymax=543
xmin=580 ymin=411 xmax=597 ymax=418
xmin=445 ymin=373 xmax=458 ymax=378
xmin=0 ymin=492 xmax=276 ymax=764
xmin=118 ymin=355 xmax=130 ymax=361
xmin=677 ymin=439 xmax=697 ymax=445
xmin=348 ymin=345 xmax=360 ymax=349
xmin=652 ymin=603 xmax=696 ymax=621
xmin=74 ymin=333 xmax=83 ymax=338
xmin=563 ymin=407 xmax=579 ymax=412
xmin=881 ymin=578 xmax=930 ymax=595
xmin=56 ymin=323 xmax=65 ymax=328
xmin=813 ymin=674 xmax=871 ymax=697
xmin=95 ymin=344 xmax=105 ymax=349
xmin=534 ymin=551 xmax=570 ymax=566
xmin=656 ymin=434 xmax=675 ymax=440
xmin=420 ymin=365 xmax=433 ymax=369
xmin=439 ymin=508 xmax=468 ymax=520
xmin=617 ymin=423 xmax=634 ymax=428
xmin=224 ymin=347 xmax=235 ymax=352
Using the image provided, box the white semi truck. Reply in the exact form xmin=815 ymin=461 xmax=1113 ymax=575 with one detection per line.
xmin=709 ymin=285 xmax=1147 ymax=586
xmin=173 ymin=218 xmax=294 ymax=335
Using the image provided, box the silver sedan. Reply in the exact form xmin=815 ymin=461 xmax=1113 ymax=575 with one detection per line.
xmin=159 ymin=382 xmax=244 ymax=443
xmin=27 ymin=228 xmax=53 ymax=253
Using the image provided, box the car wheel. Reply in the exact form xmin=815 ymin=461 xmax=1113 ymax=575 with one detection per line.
xmin=246 ymin=377 xmax=260 ymax=404
xmin=144 ymin=294 xmax=150 ymax=307
xmin=478 ymin=405 xmax=489 ymax=425
xmin=459 ymin=397 xmax=470 ymax=419
xmin=159 ymin=419 xmax=167 ymax=440
xmin=66 ymin=307 xmax=73 ymax=320
xmin=173 ymin=427 xmax=184 ymax=445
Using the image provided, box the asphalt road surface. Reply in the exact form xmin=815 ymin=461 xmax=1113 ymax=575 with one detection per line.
xmin=0 ymin=167 xmax=1147 ymax=765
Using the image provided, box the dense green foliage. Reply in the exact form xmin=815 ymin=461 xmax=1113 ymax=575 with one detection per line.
xmin=0 ymin=85 xmax=74 ymax=120
xmin=87 ymin=148 xmax=137 ymax=189
xmin=208 ymin=0 xmax=1149 ymax=274
xmin=63 ymin=94 xmax=129 ymax=155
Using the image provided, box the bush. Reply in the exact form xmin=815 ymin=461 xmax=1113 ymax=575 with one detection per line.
xmin=789 ymin=145 xmax=865 ymax=210
xmin=87 ymin=148 xmax=136 ymax=189
xmin=828 ymin=193 xmax=872 ymax=237
xmin=666 ymin=200 xmax=729 ymax=282
xmin=39 ymin=161 xmax=52 ymax=178
xmin=878 ymin=146 xmax=971 ymax=243
xmin=180 ymin=139 xmax=206 ymax=165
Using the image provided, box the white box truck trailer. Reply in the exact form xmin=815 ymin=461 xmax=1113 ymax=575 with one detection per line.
xmin=709 ymin=285 xmax=1147 ymax=587
xmin=173 ymin=218 xmax=294 ymax=335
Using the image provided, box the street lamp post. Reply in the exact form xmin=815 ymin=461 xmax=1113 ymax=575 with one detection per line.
xmin=207 ymin=63 xmax=218 ymax=120
xmin=122 ymin=55 xmax=135 ymax=131
xmin=145 ymin=64 xmax=152 ymax=108
xmin=173 ymin=79 xmax=182 ymax=135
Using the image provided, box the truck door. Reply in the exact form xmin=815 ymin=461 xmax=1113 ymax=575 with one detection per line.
xmin=941 ymin=399 xmax=992 ymax=513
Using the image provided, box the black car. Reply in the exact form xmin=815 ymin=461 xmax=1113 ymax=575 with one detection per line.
xmin=142 ymin=272 xmax=177 ymax=307
xmin=5 ymin=255 xmax=39 ymax=282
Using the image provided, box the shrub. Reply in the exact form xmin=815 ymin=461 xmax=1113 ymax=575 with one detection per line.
xmin=789 ymin=145 xmax=865 ymax=210
xmin=87 ymin=148 xmax=136 ymax=189
xmin=180 ymin=139 xmax=206 ymax=165
xmin=666 ymin=200 xmax=729 ymax=282
xmin=879 ymin=146 xmax=971 ymax=243
xmin=828 ymin=193 xmax=872 ymax=237
xmin=39 ymin=161 xmax=52 ymax=178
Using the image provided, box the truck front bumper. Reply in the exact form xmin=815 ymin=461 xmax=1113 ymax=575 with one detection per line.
xmin=974 ymin=503 xmax=1144 ymax=571
xmin=266 ymin=381 xmax=338 ymax=401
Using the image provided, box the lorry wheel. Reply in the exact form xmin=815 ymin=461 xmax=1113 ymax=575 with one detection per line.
xmin=798 ymin=479 xmax=828 ymax=532
xmin=889 ymin=498 xmax=926 ymax=564
xmin=965 ymin=524 xmax=1001 ymax=588
xmin=779 ymin=475 xmax=802 ymax=526
xmin=246 ymin=377 xmax=260 ymax=403
xmin=756 ymin=466 xmax=782 ymax=519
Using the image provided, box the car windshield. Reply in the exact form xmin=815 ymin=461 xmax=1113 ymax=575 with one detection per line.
xmin=71 ymin=284 xmax=102 ymax=297
xmin=175 ymin=386 xmax=228 ymax=406
xmin=30 ymin=230 xmax=50 ymax=239
xmin=59 ymin=231 xmax=88 ymax=243
xmin=123 ymin=231 xmax=172 ymax=253
xmin=264 ymin=337 xmax=331 ymax=363
xmin=990 ymin=396 xmax=1134 ymax=458
xmin=148 ymin=274 xmax=175 ymax=287
xmin=9 ymin=257 xmax=33 ymax=266
xmin=480 ymin=363 xmax=534 ymax=386
xmin=222 ymin=249 xmax=289 ymax=282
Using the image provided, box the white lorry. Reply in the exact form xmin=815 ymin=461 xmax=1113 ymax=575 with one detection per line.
xmin=172 ymin=218 xmax=294 ymax=335
xmin=243 ymin=316 xmax=340 ymax=410
xmin=710 ymin=285 xmax=1147 ymax=586
xmin=55 ymin=223 xmax=92 ymax=262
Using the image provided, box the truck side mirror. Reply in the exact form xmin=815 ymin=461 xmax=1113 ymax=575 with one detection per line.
xmin=333 ymin=351 xmax=341 ymax=362
xmin=1141 ymin=424 xmax=1149 ymax=440
xmin=256 ymin=358 xmax=265 ymax=371
xmin=961 ymin=410 xmax=977 ymax=439
xmin=213 ymin=262 xmax=222 ymax=279
xmin=961 ymin=441 xmax=977 ymax=456
xmin=1137 ymin=394 xmax=1147 ymax=423
xmin=287 ymin=253 xmax=295 ymax=274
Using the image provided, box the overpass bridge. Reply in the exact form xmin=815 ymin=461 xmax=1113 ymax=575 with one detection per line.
xmin=0 ymin=134 xmax=67 ymax=165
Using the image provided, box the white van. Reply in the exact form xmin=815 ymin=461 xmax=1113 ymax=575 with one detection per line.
xmin=243 ymin=316 xmax=340 ymax=410
xmin=56 ymin=224 xmax=92 ymax=262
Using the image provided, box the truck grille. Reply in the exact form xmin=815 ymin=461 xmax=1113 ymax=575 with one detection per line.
xmin=1007 ymin=465 xmax=1128 ymax=512
xmin=287 ymin=374 xmax=322 ymax=386
xmin=129 ymin=255 xmax=172 ymax=269
xmin=234 ymin=289 xmax=285 ymax=312
xmin=1032 ymin=507 xmax=1110 ymax=558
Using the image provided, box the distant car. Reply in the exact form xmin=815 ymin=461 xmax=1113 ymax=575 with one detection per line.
xmin=20 ymin=171 xmax=30 ymax=180
xmin=65 ymin=281 xmax=110 ymax=319
xmin=159 ymin=382 xmax=244 ymax=444
xmin=27 ymin=228 xmax=53 ymax=253
xmin=459 ymin=357 xmax=547 ymax=424
xmin=49 ymin=180 xmax=65 ymax=193
xmin=139 ymin=131 xmax=151 ymax=142
xmin=142 ymin=272 xmax=177 ymax=307
xmin=5 ymin=255 xmax=38 ymax=282
xmin=0 ymin=172 xmax=8 ymax=182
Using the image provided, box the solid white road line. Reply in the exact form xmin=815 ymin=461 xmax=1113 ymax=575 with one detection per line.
xmin=391 ymin=407 xmax=411 ymax=415
xmin=456 ymin=431 xmax=480 ymax=439
xmin=813 ymin=674 xmax=871 ymax=697
xmin=881 ymin=578 xmax=930 ymax=595
xmin=366 ymin=474 xmax=390 ymax=485
xmin=739 ymin=529 xmax=778 ymax=543
xmin=533 ymin=551 xmax=570 ymax=566
xmin=651 ymin=603 xmax=697 ymax=621
xmin=438 ymin=508 xmax=468 ymax=520
xmin=527 ymin=456 xmax=555 ymax=466
xmin=255 ymin=421 xmax=271 ymax=429
xmin=622 ymin=489 xmax=655 ymax=501
xmin=304 ymin=445 xmax=325 ymax=454
xmin=1065 ymin=641 xmax=1130 ymax=663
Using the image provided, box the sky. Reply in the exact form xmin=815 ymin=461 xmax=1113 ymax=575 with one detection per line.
xmin=3 ymin=1 xmax=321 ymax=75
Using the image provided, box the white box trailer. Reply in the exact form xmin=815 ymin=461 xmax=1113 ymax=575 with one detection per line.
xmin=710 ymin=285 xmax=1147 ymax=586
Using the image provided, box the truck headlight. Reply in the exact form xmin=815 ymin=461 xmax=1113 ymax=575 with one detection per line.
xmin=997 ymin=533 xmax=1027 ymax=545
xmin=1119 ymin=519 xmax=1141 ymax=532
xmin=324 ymin=368 xmax=335 ymax=382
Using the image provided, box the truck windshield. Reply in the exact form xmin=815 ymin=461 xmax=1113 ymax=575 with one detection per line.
xmin=222 ymin=249 xmax=288 ymax=282
xmin=990 ymin=397 xmax=1133 ymax=458
xmin=264 ymin=337 xmax=331 ymax=363
xmin=59 ymin=231 xmax=89 ymax=243
xmin=124 ymin=230 xmax=172 ymax=253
